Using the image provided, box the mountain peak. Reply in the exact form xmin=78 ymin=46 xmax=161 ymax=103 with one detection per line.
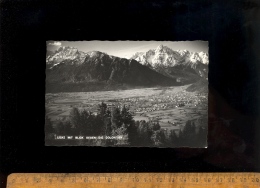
xmin=130 ymin=45 xmax=209 ymax=81
xmin=157 ymin=44 xmax=164 ymax=49
xmin=46 ymin=50 xmax=177 ymax=92
xmin=155 ymin=44 xmax=168 ymax=53
xmin=47 ymin=46 xmax=86 ymax=67
xmin=86 ymin=51 xmax=108 ymax=58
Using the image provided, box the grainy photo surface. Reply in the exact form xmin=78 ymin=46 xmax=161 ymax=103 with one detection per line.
xmin=45 ymin=41 xmax=208 ymax=147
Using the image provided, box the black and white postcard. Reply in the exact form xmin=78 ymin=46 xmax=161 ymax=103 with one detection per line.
xmin=45 ymin=41 xmax=208 ymax=147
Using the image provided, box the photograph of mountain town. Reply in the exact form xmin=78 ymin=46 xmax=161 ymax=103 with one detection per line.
xmin=45 ymin=41 xmax=208 ymax=147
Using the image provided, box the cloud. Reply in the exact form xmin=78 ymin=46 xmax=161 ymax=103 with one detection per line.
xmin=48 ymin=41 xmax=62 ymax=46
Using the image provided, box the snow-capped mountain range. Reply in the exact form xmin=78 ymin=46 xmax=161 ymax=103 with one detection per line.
xmin=129 ymin=45 xmax=208 ymax=80
xmin=46 ymin=45 xmax=208 ymax=84
xmin=46 ymin=46 xmax=87 ymax=67
xmin=47 ymin=45 xmax=208 ymax=68
xmin=45 ymin=44 xmax=209 ymax=92
xmin=130 ymin=44 xmax=209 ymax=67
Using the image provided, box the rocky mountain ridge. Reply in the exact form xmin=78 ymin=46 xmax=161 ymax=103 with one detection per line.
xmin=130 ymin=45 xmax=208 ymax=82
xmin=46 ymin=45 xmax=208 ymax=92
xmin=130 ymin=44 xmax=209 ymax=66
xmin=46 ymin=46 xmax=87 ymax=68
xmin=46 ymin=46 xmax=179 ymax=92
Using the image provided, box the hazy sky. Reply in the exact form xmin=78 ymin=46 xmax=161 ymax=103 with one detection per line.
xmin=47 ymin=41 xmax=208 ymax=58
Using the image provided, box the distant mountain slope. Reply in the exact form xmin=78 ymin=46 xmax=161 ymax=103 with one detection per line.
xmin=186 ymin=79 xmax=208 ymax=93
xmin=130 ymin=45 xmax=208 ymax=83
xmin=46 ymin=46 xmax=179 ymax=93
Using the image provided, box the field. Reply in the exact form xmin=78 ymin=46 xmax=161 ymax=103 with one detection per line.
xmin=46 ymin=85 xmax=207 ymax=134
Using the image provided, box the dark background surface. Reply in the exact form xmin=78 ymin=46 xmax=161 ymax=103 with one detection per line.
xmin=1 ymin=0 xmax=260 ymax=187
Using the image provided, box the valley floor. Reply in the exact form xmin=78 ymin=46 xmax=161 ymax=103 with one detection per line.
xmin=46 ymin=85 xmax=208 ymax=135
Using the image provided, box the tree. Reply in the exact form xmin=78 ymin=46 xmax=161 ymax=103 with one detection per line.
xmin=169 ymin=130 xmax=179 ymax=147
xmin=45 ymin=116 xmax=55 ymax=142
xmin=111 ymin=107 xmax=122 ymax=130
xmin=119 ymin=105 xmax=138 ymax=146
xmin=104 ymin=116 xmax=112 ymax=135
xmin=197 ymin=126 xmax=207 ymax=147
xmin=93 ymin=114 xmax=105 ymax=136
xmin=104 ymin=117 xmax=113 ymax=146
xmin=97 ymin=102 xmax=110 ymax=119
xmin=152 ymin=121 xmax=161 ymax=131
xmin=70 ymin=107 xmax=81 ymax=130
xmin=63 ymin=120 xmax=73 ymax=135
xmin=45 ymin=116 xmax=54 ymax=133
xmin=137 ymin=120 xmax=153 ymax=146
xmin=180 ymin=120 xmax=197 ymax=146
xmin=111 ymin=125 xmax=129 ymax=146
xmin=127 ymin=122 xmax=138 ymax=146
xmin=178 ymin=129 xmax=184 ymax=145
xmin=183 ymin=120 xmax=196 ymax=136
xmin=97 ymin=102 xmax=111 ymax=137
xmin=121 ymin=105 xmax=133 ymax=126
xmin=151 ymin=129 xmax=167 ymax=147
xmin=80 ymin=109 xmax=92 ymax=135
xmin=55 ymin=121 xmax=65 ymax=135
